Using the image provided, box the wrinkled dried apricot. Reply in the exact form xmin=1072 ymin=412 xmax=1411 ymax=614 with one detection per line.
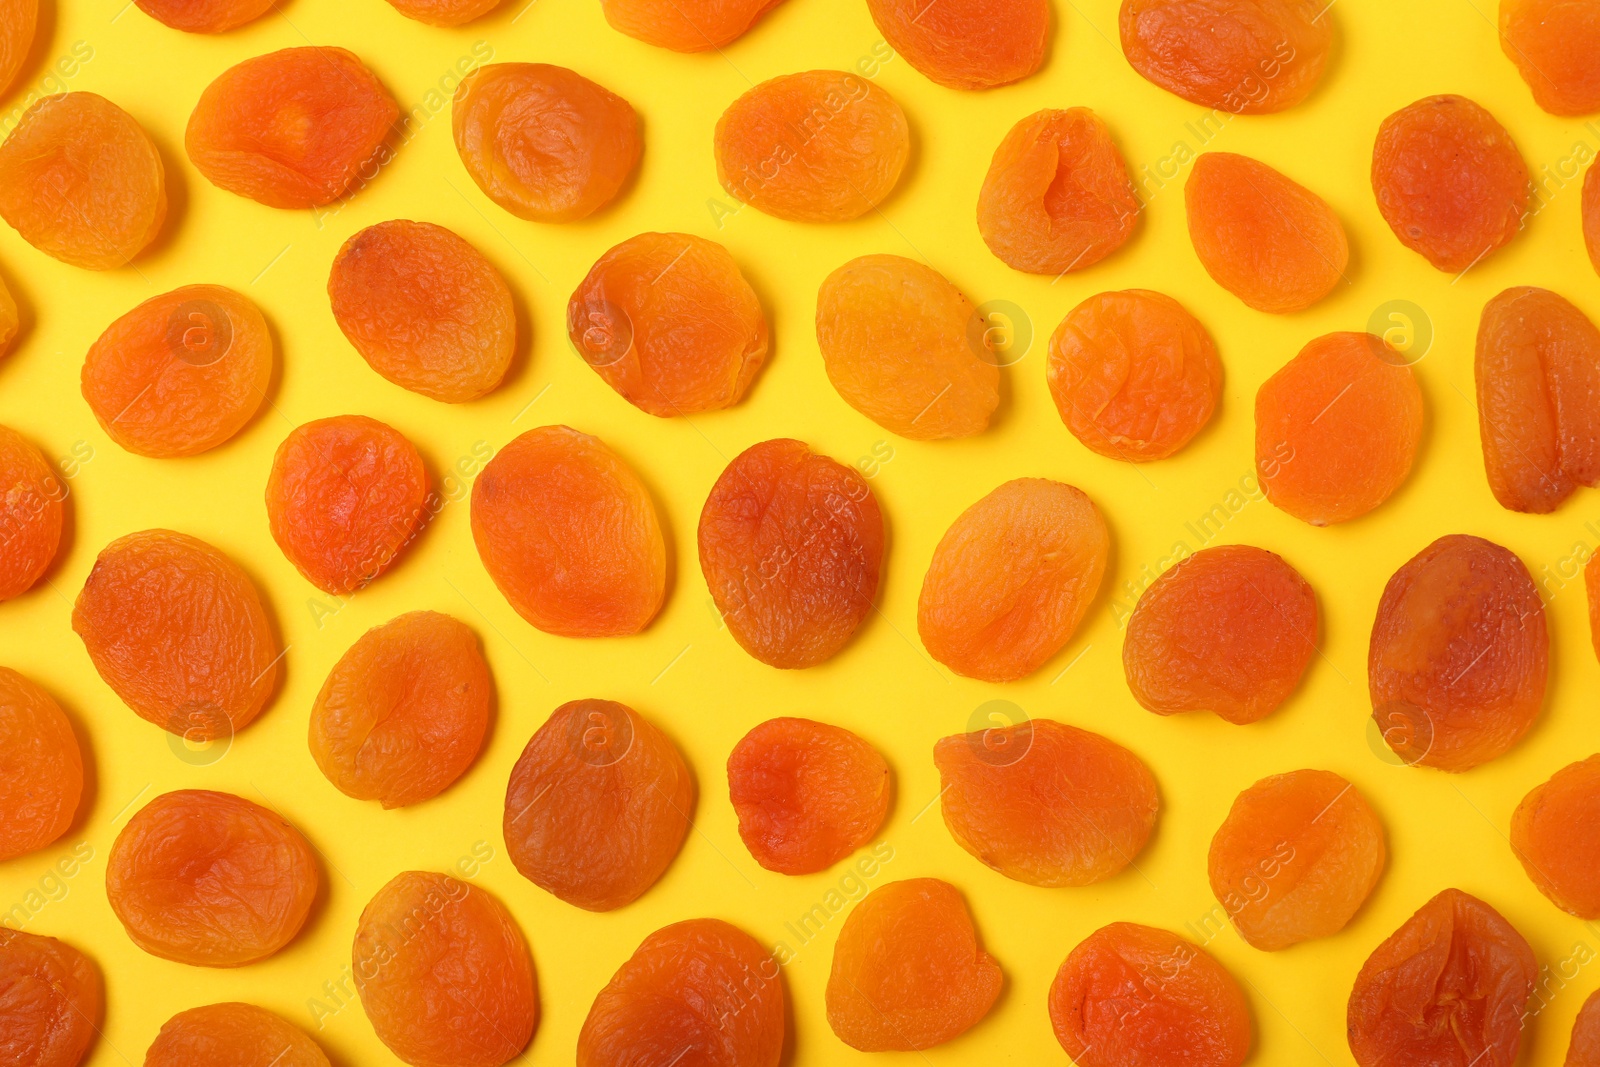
xmin=0 ymin=426 xmax=63 ymax=602
xmin=727 ymin=717 xmax=889 ymax=875
xmin=136 ymin=0 xmax=274 ymax=32
xmin=504 ymin=699 xmax=691 ymax=911
xmin=1590 ymin=553 xmax=1600 ymax=663
xmin=0 ymin=668 xmax=82 ymax=863
xmin=1588 ymin=161 xmax=1600 ymax=277
xmin=354 ymin=872 xmax=536 ymax=1067
xmin=569 ymin=232 xmax=767 ymax=416
xmin=146 ymin=1003 xmax=329 ymax=1066
xmin=578 ymin=919 xmax=783 ymax=1067
xmin=935 ymin=718 xmax=1158 ymax=886
xmin=472 ymin=426 xmax=665 ymax=637
xmin=715 ymin=71 xmax=909 ymax=223
xmin=107 ymin=790 xmax=317 ymax=967
xmin=73 ymin=529 xmax=279 ymax=741
xmin=329 ymin=220 xmax=515 ymax=403
xmin=1370 ymin=535 xmax=1547 ymax=772
xmin=1570 ymin=990 xmax=1600 ymax=1066
xmin=385 ymin=0 xmax=499 ymax=25
xmin=978 ymin=108 xmax=1139 ymax=276
xmin=1373 ymin=95 xmax=1529 ymax=273
xmin=1511 ymin=755 xmax=1600 ymax=917
xmin=82 ymin=285 xmax=272 ymax=459
xmin=1501 ymin=0 xmax=1600 ymax=115
xmin=1124 ymin=545 xmax=1317 ymax=724
xmin=602 ymin=0 xmax=783 ymax=50
xmin=0 ymin=930 xmax=100 ymax=1067
xmin=311 ymin=612 xmax=490 ymax=809
xmin=918 ymin=479 xmax=1107 ymax=682
xmin=187 ymin=47 xmax=398 ymax=209
xmin=1050 ymin=922 xmax=1251 ymax=1067
xmin=866 ymin=0 xmax=1045 ymax=88
xmin=1348 ymin=889 xmax=1536 ymax=1067
xmin=0 ymin=276 xmax=16 ymax=359
xmin=0 ymin=93 xmax=165 ymax=270
xmin=0 ymin=0 xmax=35 ymax=96
xmin=700 ymin=439 xmax=883 ymax=668
xmin=1256 ymin=332 xmax=1423 ymax=526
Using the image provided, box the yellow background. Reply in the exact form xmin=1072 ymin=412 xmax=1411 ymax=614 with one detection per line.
xmin=2 ymin=0 xmax=1598 ymax=1063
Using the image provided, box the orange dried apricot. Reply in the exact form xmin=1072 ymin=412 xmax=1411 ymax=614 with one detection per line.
xmin=699 ymin=439 xmax=884 ymax=668
xmin=1511 ymin=754 xmax=1600 ymax=917
xmin=866 ymin=0 xmax=1045 ymax=89
xmin=715 ymin=71 xmax=909 ymax=223
xmin=329 ymin=220 xmax=515 ymax=403
xmin=0 ymin=930 xmax=100 ymax=1067
xmin=1370 ymin=535 xmax=1547 ymax=772
xmin=1372 ymin=95 xmax=1529 ymax=273
xmin=918 ymin=479 xmax=1108 ymax=682
xmin=0 ymin=426 xmax=63 ymax=602
xmin=0 ymin=0 xmax=36 ymax=96
xmin=187 ymin=47 xmax=398 ymax=209
xmin=1590 ymin=552 xmax=1600 ymax=663
xmin=977 ymin=108 xmax=1139 ymax=276
xmin=0 ymin=93 xmax=165 ymax=270
xmin=569 ymin=232 xmax=767 ymax=416
xmin=311 ymin=612 xmax=490 ymax=809
xmin=106 ymin=789 xmax=317 ymax=967
xmin=727 ymin=717 xmax=889 ymax=875
xmin=578 ymin=919 xmax=783 ymax=1067
xmin=385 ymin=0 xmax=500 ymax=25
xmin=82 ymin=285 xmax=272 ymax=458
xmin=0 ymin=668 xmax=82 ymax=863
xmin=472 ymin=426 xmax=665 ymax=637
xmin=1587 ymin=159 xmax=1600 ymax=277
xmin=504 ymin=699 xmax=692 ymax=911
xmin=136 ymin=0 xmax=274 ymax=32
xmin=73 ymin=529 xmax=279 ymax=741
xmin=1256 ymin=331 xmax=1423 ymax=526
xmin=815 ymin=255 xmax=999 ymax=439
xmin=0 ymin=275 xmax=16 ymax=358
xmin=146 ymin=1003 xmax=329 ymax=1066
xmin=1348 ymin=889 xmax=1536 ymax=1067
xmin=1501 ymin=0 xmax=1600 ymax=115
xmin=601 ymin=0 xmax=784 ymax=50
xmin=1571 ymin=990 xmax=1600 ymax=1066
xmin=354 ymin=872 xmax=536 ymax=1067
xmin=934 ymin=718 xmax=1159 ymax=886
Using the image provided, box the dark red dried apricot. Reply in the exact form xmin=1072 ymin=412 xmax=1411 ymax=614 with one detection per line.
xmin=0 ymin=668 xmax=82 ymax=863
xmin=385 ymin=0 xmax=500 ymax=25
xmin=0 ymin=426 xmax=63 ymax=602
xmin=1511 ymin=755 xmax=1600 ymax=917
xmin=146 ymin=1003 xmax=330 ymax=1066
xmin=136 ymin=0 xmax=274 ymax=32
xmin=0 ymin=0 xmax=35 ymax=95
xmin=1501 ymin=0 xmax=1600 ymax=115
xmin=0 ymin=929 xmax=100 ymax=1067
xmin=866 ymin=0 xmax=1045 ymax=88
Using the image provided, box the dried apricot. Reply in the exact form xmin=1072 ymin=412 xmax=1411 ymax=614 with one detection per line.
xmin=569 ymin=232 xmax=767 ymax=416
xmin=578 ymin=919 xmax=783 ymax=1067
xmin=1255 ymin=332 xmax=1423 ymax=526
xmin=187 ymin=47 xmax=398 ymax=209
xmin=0 ymin=930 xmax=100 ymax=1067
xmin=1050 ymin=922 xmax=1251 ymax=1067
xmin=1370 ymin=535 xmax=1547 ymax=772
xmin=935 ymin=718 xmax=1159 ymax=886
xmin=82 ymin=285 xmax=272 ymax=459
xmin=1047 ymin=289 xmax=1221 ymax=461
xmin=1570 ymin=990 xmax=1600 ymax=1066
xmin=504 ymin=699 xmax=692 ymax=911
xmin=311 ymin=612 xmax=490 ymax=809
xmin=0 ymin=0 xmax=35 ymax=95
xmin=1590 ymin=553 xmax=1600 ymax=663
xmin=918 ymin=479 xmax=1108 ymax=682
xmin=977 ymin=108 xmax=1139 ymax=276
xmin=73 ymin=529 xmax=279 ymax=741
xmin=715 ymin=71 xmax=909 ymax=223
xmin=1372 ymin=95 xmax=1529 ymax=273
xmin=146 ymin=1003 xmax=329 ymax=1066
xmin=106 ymin=789 xmax=317 ymax=967
xmin=1348 ymin=889 xmax=1536 ymax=1067
xmin=354 ymin=872 xmax=536 ymax=1067
xmin=727 ymin=717 xmax=889 ymax=875
xmin=1501 ymin=0 xmax=1600 ymax=115
xmin=601 ymin=0 xmax=783 ymax=50
xmin=699 ymin=439 xmax=883 ymax=668
xmin=136 ymin=0 xmax=274 ymax=32
xmin=0 ymin=93 xmax=165 ymax=270
xmin=1511 ymin=755 xmax=1600 ymax=917
xmin=328 ymin=220 xmax=515 ymax=403
xmin=0 ymin=275 xmax=16 ymax=358
xmin=0 ymin=668 xmax=82 ymax=863
xmin=385 ymin=0 xmax=499 ymax=25
xmin=0 ymin=426 xmax=63 ymax=602
xmin=866 ymin=0 xmax=1045 ymax=88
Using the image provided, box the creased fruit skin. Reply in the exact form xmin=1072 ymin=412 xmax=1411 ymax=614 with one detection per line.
xmin=0 ymin=426 xmax=63 ymax=602
xmin=602 ymin=0 xmax=784 ymax=50
xmin=384 ymin=0 xmax=500 ymax=25
xmin=699 ymin=439 xmax=884 ymax=668
xmin=186 ymin=47 xmax=398 ymax=209
xmin=1050 ymin=922 xmax=1252 ymax=1067
xmin=0 ymin=668 xmax=82 ymax=863
xmin=815 ymin=255 xmax=999 ymax=439
xmin=136 ymin=0 xmax=274 ymax=32
xmin=978 ymin=108 xmax=1139 ymax=276
xmin=826 ymin=879 xmax=1001 ymax=1051
xmin=471 ymin=426 xmax=666 ymax=638
xmin=1369 ymin=535 xmax=1547 ymax=772
xmin=1372 ymin=95 xmax=1529 ymax=273
xmin=454 ymin=63 xmax=640 ymax=223
xmin=866 ymin=0 xmax=1046 ymax=89
xmin=1124 ymin=544 xmax=1318 ymax=724
xmin=0 ymin=930 xmax=100 ymax=1067
xmin=106 ymin=790 xmax=318 ymax=967
xmin=918 ymin=478 xmax=1108 ymax=682
xmin=0 ymin=93 xmax=166 ymax=270
xmin=1475 ymin=286 xmax=1600 ymax=513
xmin=715 ymin=70 xmax=909 ymax=223
xmin=145 ymin=1003 xmax=330 ymax=1066
xmin=73 ymin=530 xmax=279 ymax=741
xmin=0 ymin=276 xmax=16 ymax=359
xmin=82 ymin=284 xmax=272 ymax=458
xmin=1348 ymin=889 xmax=1536 ymax=1067
xmin=934 ymin=719 xmax=1159 ymax=887
xmin=354 ymin=872 xmax=537 ymax=1067
xmin=727 ymin=717 xmax=889 ymax=875
xmin=569 ymin=233 xmax=768 ymax=416
xmin=1571 ymin=989 xmax=1600 ymax=1066
xmin=1511 ymin=754 xmax=1600 ymax=917
xmin=1208 ymin=770 xmax=1385 ymax=950
xmin=504 ymin=699 xmax=692 ymax=911
xmin=1256 ymin=332 xmax=1423 ymax=526
xmin=329 ymin=220 xmax=515 ymax=403
xmin=578 ymin=919 xmax=784 ymax=1067
xmin=1501 ymin=0 xmax=1600 ymax=115
xmin=311 ymin=612 xmax=490 ymax=809
xmin=0 ymin=0 xmax=36 ymax=95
